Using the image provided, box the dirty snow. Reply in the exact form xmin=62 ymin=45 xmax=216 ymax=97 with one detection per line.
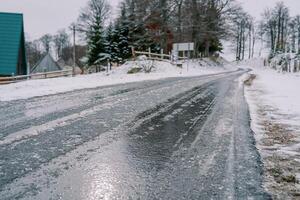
xmin=0 ymin=59 xmax=229 ymax=102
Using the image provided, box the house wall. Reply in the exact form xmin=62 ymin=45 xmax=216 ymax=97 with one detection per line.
xmin=0 ymin=12 xmax=27 ymax=76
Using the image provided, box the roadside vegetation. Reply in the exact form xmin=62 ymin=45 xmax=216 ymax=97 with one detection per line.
xmin=243 ymin=74 xmax=256 ymax=86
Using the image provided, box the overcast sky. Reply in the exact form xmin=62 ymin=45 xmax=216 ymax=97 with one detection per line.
xmin=0 ymin=0 xmax=299 ymax=40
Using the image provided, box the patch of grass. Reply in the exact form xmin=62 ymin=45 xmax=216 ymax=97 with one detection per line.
xmin=292 ymin=192 xmax=300 ymax=197
xmin=127 ymin=67 xmax=142 ymax=74
xmin=262 ymin=121 xmax=295 ymax=145
xmin=282 ymin=175 xmax=298 ymax=183
xmin=94 ymin=96 xmax=103 ymax=100
xmin=268 ymin=167 xmax=297 ymax=184
xmin=209 ymin=56 xmax=219 ymax=63
xmin=269 ymin=167 xmax=283 ymax=178
xmin=244 ymin=74 xmax=257 ymax=86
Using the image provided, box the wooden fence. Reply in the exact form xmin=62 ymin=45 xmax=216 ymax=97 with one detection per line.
xmin=0 ymin=69 xmax=73 ymax=85
xmin=133 ymin=49 xmax=187 ymax=62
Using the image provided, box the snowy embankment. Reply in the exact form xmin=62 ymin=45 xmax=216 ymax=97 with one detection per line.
xmin=241 ymin=59 xmax=300 ymax=198
xmin=0 ymin=58 xmax=229 ymax=101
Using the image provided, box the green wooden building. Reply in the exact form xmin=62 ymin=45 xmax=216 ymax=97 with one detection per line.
xmin=0 ymin=12 xmax=27 ymax=76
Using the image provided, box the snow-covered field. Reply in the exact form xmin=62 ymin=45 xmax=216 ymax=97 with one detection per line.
xmin=242 ymin=58 xmax=300 ymax=124
xmin=241 ymin=58 xmax=300 ymax=198
xmin=0 ymin=59 xmax=229 ymax=101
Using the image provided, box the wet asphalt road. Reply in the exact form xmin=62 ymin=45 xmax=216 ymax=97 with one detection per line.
xmin=0 ymin=70 xmax=270 ymax=200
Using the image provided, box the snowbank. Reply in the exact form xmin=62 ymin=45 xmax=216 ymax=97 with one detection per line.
xmin=242 ymin=61 xmax=300 ymax=198
xmin=254 ymin=71 xmax=300 ymax=121
xmin=242 ymin=61 xmax=300 ymax=124
xmin=0 ymin=59 xmax=229 ymax=101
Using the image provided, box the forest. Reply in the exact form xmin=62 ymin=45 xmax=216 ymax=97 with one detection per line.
xmin=25 ymin=0 xmax=300 ymax=72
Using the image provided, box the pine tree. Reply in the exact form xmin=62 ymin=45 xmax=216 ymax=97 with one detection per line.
xmin=77 ymin=0 xmax=111 ymax=66
xmin=111 ymin=26 xmax=122 ymax=63
xmin=116 ymin=3 xmax=131 ymax=62
xmin=105 ymin=23 xmax=118 ymax=62
xmin=87 ymin=16 xmax=106 ymax=65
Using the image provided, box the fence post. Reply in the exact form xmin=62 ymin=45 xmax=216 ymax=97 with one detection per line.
xmin=11 ymin=73 xmax=15 ymax=82
xmin=107 ymin=59 xmax=110 ymax=73
xmin=161 ymin=49 xmax=164 ymax=60
xmin=148 ymin=48 xmax=151 ymax=58
xmin=131 ymin=47 xmax=136 ymax=60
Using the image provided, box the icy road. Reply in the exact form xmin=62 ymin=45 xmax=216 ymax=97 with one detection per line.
xmin=0 ymin=70 xmax=270 ymax=199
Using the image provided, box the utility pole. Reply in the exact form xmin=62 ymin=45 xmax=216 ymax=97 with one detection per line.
xmin=72 ymin=25 xmax=76 ymax=76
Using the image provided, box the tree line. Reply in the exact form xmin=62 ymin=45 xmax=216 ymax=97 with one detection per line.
xmin=232 ymin=1 xmax=300 ymax=69
xmin=25 ymin=0 xmax=300 ymax=72
xmin=260 ymin=2 xmax=300 ymax=57
xmin=76 ymin=0 xmax=243 ymax=67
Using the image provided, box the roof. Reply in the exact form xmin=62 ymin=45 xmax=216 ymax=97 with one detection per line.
xmin=31 ymin=53 xmax=62 ymax=73
xmin=0 ymin=12 xmax=26 ymax=75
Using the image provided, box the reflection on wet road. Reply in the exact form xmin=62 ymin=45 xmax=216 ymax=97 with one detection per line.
xmin=0 ymin=71 xmax=270 ymax=199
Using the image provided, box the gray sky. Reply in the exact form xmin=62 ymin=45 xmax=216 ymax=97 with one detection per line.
xmin=0 ymin=0 xmax=299 ymax=40
xmin=239 ymin=0 xmax=299 ymax=20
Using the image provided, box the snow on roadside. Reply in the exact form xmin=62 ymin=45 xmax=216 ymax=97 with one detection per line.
xmin=241 ymin=60 xmax=300 ymax=198
xmin=0 ymin=59 xmax=229 ymax=102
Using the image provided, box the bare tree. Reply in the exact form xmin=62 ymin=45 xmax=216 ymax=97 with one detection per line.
xmin=231 ymin=7 xmax=252 ymax=61
xmin=25 ymin=39 xmax=43 ymax=67
xmin=53 ymin=29 xmax=70 ymax=59
xmin=77 ymin=0 xmax=111 ymax=35
xmin=172 ymin=0 xmax=184 ymax=42
xmin=273 ymin=2 xmax=289 ymax=53
xmin=260 ymin=8 xmax=279 ymax=56
xmin=295 ymin=15 xmax=300 ymax=54
xmin=39 ymin=34 xmax=52 ymax=53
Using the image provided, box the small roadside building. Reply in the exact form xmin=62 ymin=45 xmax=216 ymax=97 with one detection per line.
xmin=0 ymin=12 xmax=27 ymax=76
xmin=31 ymin=53 xmax=62 ymax=73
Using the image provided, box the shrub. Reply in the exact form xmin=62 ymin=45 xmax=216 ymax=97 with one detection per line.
xmin=127 ymin=67 xmax=142 ymax=74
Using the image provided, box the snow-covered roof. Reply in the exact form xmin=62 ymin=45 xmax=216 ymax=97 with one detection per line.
xmin=31 ymin=53 xmax=62 ymax=73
